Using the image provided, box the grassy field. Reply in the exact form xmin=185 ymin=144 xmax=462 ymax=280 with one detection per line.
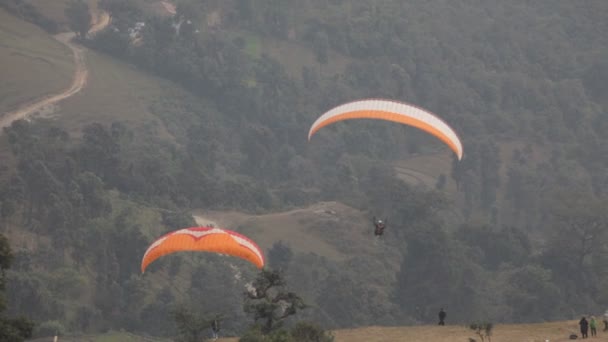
xmin=258 ymin=33 xmax=351 ymax=80
xmin=329 ymin=321 xmax=586 ymax=342
xmin=0 ymin=9 xmax=74 ymax=114
xmin=189 ymin=320 xmax=589 ymax=342
xmin=24 ymin=0 xmax=100 ymax=27
xmin=193 ymin=201 xmax=382 ymax=262
xmin=53 ymin=49 xmax=181 ymax=138
xmin=28 ymin=320 xmax=588 ymax=342
xmin=23 ymin=0 xmax=71 ymax=26
xmin=28 ymin=331 xmax=169 ymax=342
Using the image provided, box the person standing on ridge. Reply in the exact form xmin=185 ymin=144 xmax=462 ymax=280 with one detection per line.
xmin=590 ymin=316 xmax=597 ymax=337
xmin=373 ymin=216 xmax=387 ymax=237
xmin=438 ymin=308 xmax=447 ymax=326
xmin=580 ymin=316 xmax=589 ymax=339
xmin=211 ymin=317 xmax=220 ymax=340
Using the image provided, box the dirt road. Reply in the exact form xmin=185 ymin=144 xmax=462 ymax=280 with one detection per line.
xmin=0 ymin=9 xmax=110 ymax=131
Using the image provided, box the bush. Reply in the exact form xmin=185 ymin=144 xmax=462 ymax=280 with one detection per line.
xmin=239 ymin=322 xmax=334 ymax=342
xmin=33 ymin=320 xmax=64 ymax=338
xmin=240 ymin=325 xmax=293 ymax=342
xmin=290 ymin=322 xmax=334 ymax=342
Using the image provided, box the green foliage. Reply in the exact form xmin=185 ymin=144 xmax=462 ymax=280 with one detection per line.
xmin=0 ymin=234 xmax=13 ymax=276
xmin=500 ymin=265 xmax=562 ymax=323
xmin=290 ymin=322 xmax=334 ymax=342
xmin=171 ymin=306 xmax=209 ymax=342
xmin=244 ymin=269 xmax=306 ymax=334
xmin=267 ymin=241 xmax=293 ymax=272
xmin=65 ymin=0 xmax=91 ymax=38
xmin=240 ymin=322 xmax=333 ymax=342
xmin=0 ymin=316 xmax=34 ymax=342
xmin=0 ymin=0 xmax=58 ymax=32
xmin=456 ymin=224 xmax=531 ymax=270
xmin=240 ymin=326 xmax=292 ymax=342
xmin=0 ymin=234 xmax=34 ymax=341
xmin=34 ymin=320 xmax=65 ymax=338
xmin=395 ymin=222 xmax=485 ymax=323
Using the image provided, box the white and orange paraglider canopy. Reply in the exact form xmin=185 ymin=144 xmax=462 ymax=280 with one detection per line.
xmin=308 ymin=98 xmax=464 ymax=160
xmin=141 ymin=227 xmax=265 ymax=273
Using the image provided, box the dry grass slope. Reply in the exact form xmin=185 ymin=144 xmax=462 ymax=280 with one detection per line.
xmin=214 ymin=320 xmax=591 ymax=342
xmin=24 ymin=320 xmax=593 ymax=342
xmin=52 ymin=50 xmax=175 ymax=136
xmin=193 ymin=201 xmax=379 ymax=262
xmin=331 ymin=320 xmax=585 ymax=342
xmin=24 ymin=0 xmax=100 ymax=27
xmin=0 ymin=9 xmax=74 ymax=114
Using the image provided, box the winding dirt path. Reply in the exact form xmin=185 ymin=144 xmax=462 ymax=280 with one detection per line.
xmin=0 ymin=10 xmax=110 ymax=131
xmin=161 ymin=1 xmax=176 ymax=16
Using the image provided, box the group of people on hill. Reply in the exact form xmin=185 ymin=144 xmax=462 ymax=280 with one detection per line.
xmin=578 ymin=315 xmax=608 ymax=339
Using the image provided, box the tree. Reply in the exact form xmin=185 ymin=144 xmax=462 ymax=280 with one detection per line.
xmin=394 ymin=222 xmax=482 ymax=323
xmin=500 ymin=265 xmax=562 ymax=322
xmin=540 ymin=192 xmax=608 ymax=312
xmin=0 ymin=234 xmax=34 ymax=341
xmin=456 ymin=224 xmax=531 ymax=271
xmin=267 ymin=241 xmax=293 ymax=272
xmin=244 ymin=269 xmax=306 ymax=334
xmin=65 ymin=0 xmax=91 ymax=39
xmin=76 ymin=123 xmax=121 ymax=182
xmin=171 ymin=306 xmax=210 ymax=342
xmin=313 ymin=31 xmax=329 ymax=71
xmin=543 ymin=193 xmax=608 ymax=278
xmin=290 ymin=322 xmax=334 ymax=342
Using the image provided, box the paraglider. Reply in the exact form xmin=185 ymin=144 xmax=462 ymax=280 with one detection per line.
xmin=308 ymin=98 xmax=464 ymax=160
xmin=373 ymin=216 xmax=387 ymax=237
xmin=141 ymin=226 xmax=265 ymax=273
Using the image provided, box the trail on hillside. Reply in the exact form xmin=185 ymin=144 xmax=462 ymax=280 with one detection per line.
xmin=161 ymin=1 xmax=176 ymax=16
xmin=0 ymin=10 xmax=110 ymax=131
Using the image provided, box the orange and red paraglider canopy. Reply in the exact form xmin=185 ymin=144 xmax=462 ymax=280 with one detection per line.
xmin=141 ymin=227 xmax=265 ymax=273
xmin=308 ymin=98 xmax=464 ymax=160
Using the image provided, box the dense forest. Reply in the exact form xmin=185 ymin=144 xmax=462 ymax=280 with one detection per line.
xmin=1 ymin=0 xmax=607 ymax=339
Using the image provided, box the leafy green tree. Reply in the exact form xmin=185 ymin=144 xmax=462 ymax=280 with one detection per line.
xmin=240 ymin=322 xmax=333 ymax=342
xmin=171 ymin=306 xmax=209 ymax=342
xmin=0 ymin=234 xmax=34 ymax=341
xmin=65 ymin=0 xmax=91 ymax=39
xmin=76 ymin=123 xmax=121 ymax=182
xmin=313 ymin=31 xmax=329 ymax=71
xmin=244 ymin=269 xmax=306 ymax=334
xmin=456 ymin=224 xmax=531 ymax=270
xmin=543 ymin=192 xmax=608 ymax=278
xmin=479 ymin=141 xmax=501 ymax=212
xmin=540 ymin=192 xmax=608 ymax=312
xmin=394 ymin=222 xmax=483 ymax=323
xmin=316 ymin=271 xmax=391 ymax=327
xmin=500 ymin=265 xmax=562 ymax=322
xmin=290 ymin=322 xmax=334 ymax=342
xmin=267 ymin=241 xmax=293 ymax=272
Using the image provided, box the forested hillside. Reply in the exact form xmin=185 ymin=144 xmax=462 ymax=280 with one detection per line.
xmin=0 ymin=0 xmax=607 ymax=339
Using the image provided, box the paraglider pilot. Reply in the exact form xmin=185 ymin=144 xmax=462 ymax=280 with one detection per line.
xmin=373 ymin=216 xmax=387 ymax=236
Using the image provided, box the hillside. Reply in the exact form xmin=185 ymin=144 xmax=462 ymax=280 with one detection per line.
xmin=193 ymin=201 xmax=373 ymax=262
xmin=0 ymin=8 xmax=74 ymax=114
xmin=1 ymin=0 xmax=607 ymax=340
